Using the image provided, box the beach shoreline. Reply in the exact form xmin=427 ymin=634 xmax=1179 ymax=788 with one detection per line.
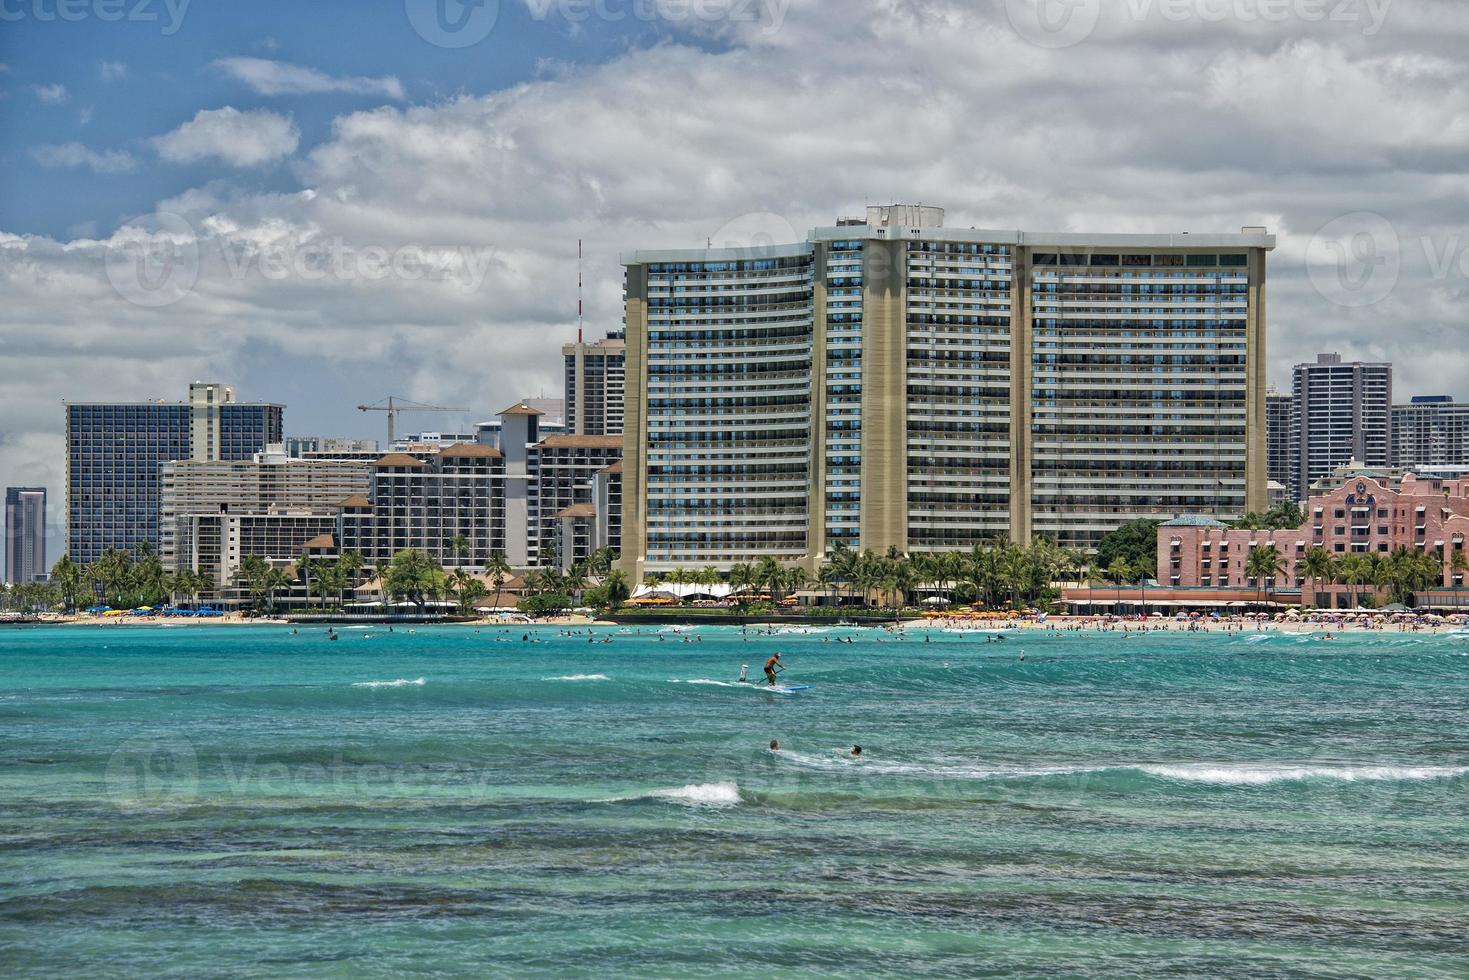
xmin=9 ymin=610 xmax=1461 ymax=635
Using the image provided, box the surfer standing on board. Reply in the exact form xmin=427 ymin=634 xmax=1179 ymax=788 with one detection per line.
xmin=764 ymin=653 xmax=782 ymax=686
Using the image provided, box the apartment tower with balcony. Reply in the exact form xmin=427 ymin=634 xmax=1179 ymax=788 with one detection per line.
xmin=619 ymin=206 xmax=1274 ymax=578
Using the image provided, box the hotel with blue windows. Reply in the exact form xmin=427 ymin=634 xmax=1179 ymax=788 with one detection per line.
xmin=66 ymin=383 xmax=283 ymax=565
xmin=618 ymin=205 xmax=1274 ymax=579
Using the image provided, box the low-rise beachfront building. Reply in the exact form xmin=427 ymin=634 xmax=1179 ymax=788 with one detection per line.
xmin=1158 ymin=472 xmax=1469 ymax=609
xmin=177 ymin=511 xmax=340 ymax=592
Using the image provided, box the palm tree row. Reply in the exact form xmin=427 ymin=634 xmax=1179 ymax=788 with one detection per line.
xmin=46 ymin=546 xmax=215 ymax=612
xmin=654 ymin=538 xmax=1092 ymax=614
xmin=1295 ymin=545 xmax=1450 ymax=609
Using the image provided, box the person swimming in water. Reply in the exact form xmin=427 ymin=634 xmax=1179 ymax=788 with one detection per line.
xmin=769 ymin=740 xmax=780 ymax=751
xmin=763 ymin=653 xmax=782 ymax=686
xmin=850 ymin=745 xmax=862 ymax=757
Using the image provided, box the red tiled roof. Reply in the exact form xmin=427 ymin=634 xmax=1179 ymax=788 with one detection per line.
xmin=537 ymin=435 xmax=622 ymax=450
xmin=440 ymin=443 xmax=503 ymax=459
xmin=373 ymin=453 xmax=429 ymax=468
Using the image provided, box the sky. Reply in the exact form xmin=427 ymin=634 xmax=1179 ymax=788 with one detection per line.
xmin=2 ymin=0 xmax=1468 ymax=559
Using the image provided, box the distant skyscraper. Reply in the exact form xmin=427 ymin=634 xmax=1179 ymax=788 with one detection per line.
xmin=1291 ymin=353 xmax=1392 ymax=497
xmin=4 ymin=487 xmax=47 ymax=584
xmin=1392 ymin=396 xmax=1469 ymax=473
xmin=1266 ymin=387 xmax=1297 ymax=501
xmin=563 ymin=333 xmax=625 ymax=435
xmin=66 ymin=383 xmax=283 ymax=565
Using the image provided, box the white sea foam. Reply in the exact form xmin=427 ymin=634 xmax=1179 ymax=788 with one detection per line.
xmin=775 ymin=750 xmax=1101 ymax=780
xmin=1139 ymin=763 xmax=1469 ymax=785
xmin=544 ymin=674 xmax=609 ymax=682
xmin=648 ymin=781 xmax=741 ymax=806
xmin=350 ymin=677 xmax=425 ymax=688
xmin=610 ymin=781 xmax=741 ymax=807
xmin=772 ymin=751 xmax=1468 ymax=786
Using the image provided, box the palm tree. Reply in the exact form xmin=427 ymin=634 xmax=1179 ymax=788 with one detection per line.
xmin=816 ymin=561 xmax=842 ymax=607
xmin=1106 ymin=557 xmax=1132 ymax=612
xmin=447 ymin=568 xmax=486 ymax=616
xmin=484 ymin=551 xmax=512 ymax=611
xmin=1246 ymin=545 xmax=1286 ymax=610
xmin=1336 ymin=554 xmax=1368 ymax=610
xmin=236 ymin=554 xmax=269 ymax=615
xmin=262 ymin=567 xmax=290 ymax=615
xmin=601 ymin=568 xmax=632 ymax=611
xmin=91 ymin=547 xmax=135 ymax=608
xmin=1301 ymin=547 xmax=1336 ymax=609
xmin=882 ymin=557 xmax=915 ymax=621
xmin=447 ymin=533 xmax=471 ymax=568
xmin=583 ymin=547 xmax=615 ymax=578
xmin=339 ymin=550 xmax=365 ymax=602
xmin=563 ymin=562 xmax=590 ymax=606
xmin=297 ymin=553 xmax=318 ymax=609
xmin=755 ymin=555 xmax=783 ymax=604
xmin=315 ymin=561 xmax=347 ymax=611
xmin=728 ymin=562 xmax=756 ymax=603
xmin=784 ymin=566 xmax=811 ymax=608
xmin=49 ymin=555 xmax=83 ymax=613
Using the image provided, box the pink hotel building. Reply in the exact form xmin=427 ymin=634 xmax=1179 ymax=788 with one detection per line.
xmin=1158 ymin=473 xmax=1469 ymax=608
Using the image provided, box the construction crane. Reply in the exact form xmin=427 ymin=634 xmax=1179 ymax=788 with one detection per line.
xmin=357 ymin=396 xmax=471 ymax=446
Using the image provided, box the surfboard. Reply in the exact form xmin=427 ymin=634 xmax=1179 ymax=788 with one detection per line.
xmin=761 ymin=684 xmax=812 ymax=695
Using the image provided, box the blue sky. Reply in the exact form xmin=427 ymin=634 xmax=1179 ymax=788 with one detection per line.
xmin=0 ymin=1 xmax=708 ymax=238
xmin=3 ymin=0 xmax=1469 ymax=560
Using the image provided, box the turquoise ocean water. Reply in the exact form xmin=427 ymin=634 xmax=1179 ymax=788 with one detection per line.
xmin=1 ymin=624 xmax=1466 ymax=977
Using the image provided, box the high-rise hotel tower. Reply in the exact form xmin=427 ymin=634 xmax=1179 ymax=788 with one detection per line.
xmin=619 ymin=206 xmax=1273 ymax=577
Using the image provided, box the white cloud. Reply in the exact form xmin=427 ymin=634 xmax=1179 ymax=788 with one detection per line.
xmin=213 ymin=57 xmax=405 ymax=101
xmin=99 ymin=61 xmax=127 ymax=82
xmin=5 ymin=0 xmax=1469 ymax=516
xmin=32 ymin=83 xmax=68 ymax=104
xmin=30 ymin=142 xmax=136 ymax=174
xmin=78 ymin=107 xmax=93 ymax=126
xmin=153 ymin=107 xmax=299 ymax=167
